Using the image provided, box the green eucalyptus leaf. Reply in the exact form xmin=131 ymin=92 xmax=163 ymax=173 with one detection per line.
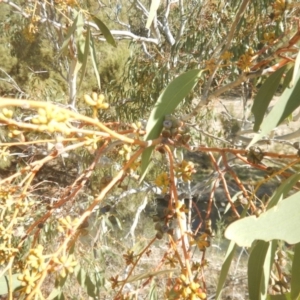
xmin=85 ymin=275 xmax=97 ymax=297
xmin=248 ymin=71 xmax=300 ymax=147
xmin=149 ymin=279 xmax=158 ymax=300
xmin=215 ymin=241 xmax=237 ymax=300
xmin=146 ymin=0 xmax=161 ymax=29
xmin=267 ymin=173 xmax=300 ymax=209
xmin=75 ymin=265 xmax=87 ymax=288
xmin=92 ymin=15 xmax=117 ymax=48
xmin=225 ymin=191 xmax=300 ymax=247
xmin=248 ymin=240 xmax=277 ymax=300
xmin=252 ymin=66 xmax=287 ymax=132
xmin=0 ymin=273 xmax=22 ymax=295
xmin=282 ymin=66 xmax=294 ymax=91
xmin=78 ymin=26 xmax=90 ymax=91
xmin=267 ymin=294 xmax=292 ymax=300
xmin=290 ymin=50 xmax=300 ymax=88
xmin=76 ymin=12 xmax=85 ymax=60
xmin=89 ymin=35 xmax=101 ymax=89
xmin=59 ymin=12 xmax=80 ymax=57
xmin=216 ymin=205 xmax=249 ymax=299
xmin=94 ymin=270 xmax=105 ymax=288
xmin=53 ymin=292 xmax=65 ymax=300
xmin=139 ymin=69 xmax=204 ymax=183
xmin=291 ymin=242 xmax=300 ymax=300
xmin=56 ymin=274 xmax=68 ymax=288
xmin=47 ymin=288 xmax=62 ymax=300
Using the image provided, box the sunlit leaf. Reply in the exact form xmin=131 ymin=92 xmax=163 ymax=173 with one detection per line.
xmin=75 ymin=265 xmax=86 ymax=287
xmin=85 ymin=275 xmax=97 ymax=297
xmin=94 ymin=270 xmax=105 ymax=288
xmin=290 ymin=50 xmax=300 ymax=88
xmin=215 ymin=241 xmax=237 ymax=300
xmin=146 ymin=0 xmax=161 ymax=29
xmin=225 ymin=190 xmax=300 ymax=247
xmin=59 ymin=12 xmax=80 ymax=57
xmin=89 ymin=35 xmax=101 ymax=89
xmin=48 ymin=273 xmax=68 ymax=300
xmin=76 ymin=12 xmax=85 ymax=59
xmin=267 ymin=173 xmax=300 ymax=209
xmin=291 ymin=242 xmax=300 ymax=300
xmin=139 ymin=69 xmax=204 ymax=183
xmin=267 ymin=294 xmax=292 ymax=300
xmin=47 ymin=288 xmax=62 ymax=300
xmin=248 ymin=241 xmax=277 ymax=300
xmin=78 ymin=26 xmax=90 ymax=91
xmin=149 ymin=280 xmax=158 ymax=300
xmin=92 ymin=15 xmax=117 ymax=47
xmin=248 ymin=71 xmax=300 ymax=147
xmin=0 ymin=274 xmax=22 ymax=295
xmin=216 ymin=205 xmax=248 ymax=299
xmin=282 ymin=66 xmax=294 ymax=91
xmin=252 ymin=66 xmax=287 ymax=132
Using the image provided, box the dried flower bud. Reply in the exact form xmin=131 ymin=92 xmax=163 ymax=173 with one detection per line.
xmin=163 ymin=120 xmax=173 ymax=129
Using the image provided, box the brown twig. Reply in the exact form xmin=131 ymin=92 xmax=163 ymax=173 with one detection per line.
xmin=163 ymin=144 xmax=192 ymax=281
xmin=208 ymin=152 xmax=240 ymax=219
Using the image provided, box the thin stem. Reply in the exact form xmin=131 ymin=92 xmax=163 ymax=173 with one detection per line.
xmin=163 ymin=144 xmax=192 ymax=281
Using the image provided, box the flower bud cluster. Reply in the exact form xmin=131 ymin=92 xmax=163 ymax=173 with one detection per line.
xmin=57 ymin=215 xmax=80 ymax=234
xmin=18 ymin=269 xmax=41 ymax=294
xmin=168 ymin=274 xmax=207 ymax=299
xmin=237 ymin=48 xmax=254 ymax=72
xmin=26 ymin=245 xmax=46 ymax=270
xmin=32 ymin=105 xmax=71 ymax=134
xmin=175 ymin=160 xmax=196 ymax=182
xmin=162 ymin=115 xmax=190 ymax=145
xmin=119 ymin=144 xmax=132 ymax=161
xmin=0 ymin=108 xmax=13 ymax=119
xmin=50 ymin=254 xmax=77 ymax=278
xmin=84 ymin=92 xmax=109 ymax=110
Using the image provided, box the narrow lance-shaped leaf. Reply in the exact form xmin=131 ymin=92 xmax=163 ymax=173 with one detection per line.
xmin=48 ymin=275 xmax=67 ymax=299
xmin=282 ymin=66 xmax=294 ymax=91
xmin=89 ymin=34 xmax=101 ymax=90
xmin=291 ymin=242 xmax=300 ymax=300
xmin=75 ymin=265 xmax=86 ymax=288
xmin=78 ymin=26 xmax=90 ymax=91
xmin=252 ymin=66 xmax=286 ymax=132
xmin=59 ymin=12 xmax=80 ymax=57
xmin=149 ymin=279 xmax=158 ymax=300
xmin=0 ymin=274 xmax=23 ymax=295
xmin=248 ymin=241 xmax=277 ymax=300
xmin=146 ymin=0 xmax=161 ymax=29
xmin=216 ymin=204 xmax=248 ymax=300
xmin=47 ymin=288 xmax=62 ymax=300
xmin=76 ymin=12 xmax=85 ymax=60
xmin=267 ymin=294 xmax=292 ymax=300
xmin=248 ymin=70 xmax=300 ymax=148
xmin=139 ymin=69 xmax=205 ymax=183
xmin=92 ymin=15 xmax=117 ymax=48
xmin=290 ymin=49 xmax=300 ymax=88
xmin=215 ymin=241 xmax=237 ymax=300
xmin=85 ymin=275 xmax=97 ymax=297
xmin=267 ymin=173 xmax=300 ymax=209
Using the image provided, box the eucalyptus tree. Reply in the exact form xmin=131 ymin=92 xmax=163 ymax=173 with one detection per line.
xmin=1 ymin=1 xmax=300 ymax=299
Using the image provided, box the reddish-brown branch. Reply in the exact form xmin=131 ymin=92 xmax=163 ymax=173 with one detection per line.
xmin=163 ymin=144 xmax=192 ymax=281
xmin=20 ymin=141 xmax=109 ymax=247
xmin=207 ymin=152 xmax=240 ymax=219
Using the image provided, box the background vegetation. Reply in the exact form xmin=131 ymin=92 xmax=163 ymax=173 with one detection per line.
xmin=1 ymin=0 xmax=300 ymax=299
